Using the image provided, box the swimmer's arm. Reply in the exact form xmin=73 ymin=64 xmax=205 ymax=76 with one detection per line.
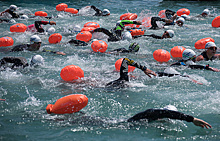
xmin=121 ymin=20 xmax=142 ymax=25
xmin=90 ymin=5 xmax=102 ymax=14
xmin=0 ymin=9 xmax=9 ymax=16
xmin=195 ymin=55 xmax=204 ymax=62
xmin=42 ymin=49 xmax=66 ymax=55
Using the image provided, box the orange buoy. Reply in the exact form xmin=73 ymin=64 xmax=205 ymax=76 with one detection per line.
xmin=84 ymin=22 xmax=100 ymax=28
xmin=35 ymin=11 xmax=48 ymax=17
xmin=64 ymin=8 xmax=78 ymax=14
xmin=115 ymin=58 xmax=136 ymax=72
xmin=170 ymin=46 xmax=186 ymax=58
xmin=91 ymin=40 xmax=108 ymax=53
xmin=153 ymin=49 xmax=171 ymax=62
xmin=56 ymin=3 xmax=68 ymax=11
xmin=194 ymin=37 xmax=215 ymax=49
xmin=81 ymin=27 xmax=96 ymax=32
xmin=0 ymin=37 xmax=14 ymax=47
xmin=158 ymin=10 xmax=166 ymax=18
xmin=46 ymin=94 xmax=88 ymax=114
xmin=76 ymin=31 xmax=92 ymax=42
xmin=142 ymin=17 xmax=151 ymax=28
xmin=10 ymin=23 xmax=27 ymax=32
xmin=120 ymin=13 xmax=138 ymax=20
xmin=48 ymin=33 xmax=62 ymax=44
xmin=176 ymin=8 xmax=190 ymax=16
xmin=211 ymin=16 xmax=220 ymax=28
xmin=129 ymin=29 xmax=145 ymax=36
xmin=60 ymin=65 xmax=84 ymax=81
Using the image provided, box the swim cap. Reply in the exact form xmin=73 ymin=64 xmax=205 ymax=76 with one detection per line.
xmin=181 ymin=14 xmax=189 ymax=19
xmin=182 ymin=49 xmax=196 ymax=60
xmin=177 ymin=17 xmax=185 ymax=24
xmin=205 ymin=42 xmax=216 ymax=49
xmin=102 ymin=9 xmax=110 ymax=16
xmin=47 ymin=27 xmax=56 ymax=34
xmin=122 ymin=31 xmax=132 ymax=41
xmin=73 ymin=25 xmax=81 ymax=32
xmin=202 ymin=9 xmax=210 ymax=15
xmin=128 ymin=42 xmax=140 ymax=52
xmin=163 ymin=105 xmax=178 ymax=111
xmin=30 ymin=55 xmax=44 ymax=66
xmin=21 ymin=15 xmax=29 ymax=20
xmin=30 ymin=35 xmax=41 ymax=44
xmin=166 ymin=30 xmax=174 ymax=38
xmin=8 ymin=19 xmax=16 ymax=23
xmin=9 ymin=5 xmax=17 ymax=12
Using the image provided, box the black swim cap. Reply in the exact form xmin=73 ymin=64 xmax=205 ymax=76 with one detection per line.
xmin=129 ymin=42 xmax=140 ymax=52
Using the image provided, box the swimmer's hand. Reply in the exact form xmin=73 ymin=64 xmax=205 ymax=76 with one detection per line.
xmin=193 ymin=118 xmax=212 ymax=129
xmin=49 ymin=21 xmax=56 ymax=25
xmin=56 ymin=52 xmax=66 ymax=55
xmin=144 ymin=69 xmax=157 ymax=78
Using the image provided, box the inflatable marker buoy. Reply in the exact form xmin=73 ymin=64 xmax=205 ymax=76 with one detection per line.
xmin=84 ymin=22 xmax=100 ymax=28
xmin=115 ymin=58 xmax=136 ymax=72
xmin=60 ymin=65 xmax=84 ymax=81
xmin=158 ymin=10 xmax=166 ymax=18
xmin=64 ymin=8 xmax=78 ymax=14
xmin=56 ymin=3 xmax=68 ymax=11
xmin=35 ymin=11 xmax=48 ymax=17
xmin=212 ymin=16 xmax=220 ymax=28
xmin=129 ymin=29 xmax=145 ymax=36
xmin=81 ymin=27 xmax=96 ymax=32
xmin=10 ymin=23 xmax=27 ymax=32
xmin=177 ymin=8 xmax=190 ymax=16
xmin=142 ymin=17 xmax=151 ymax=28
xmin=170 ymin=46 xmax=186 ymax=59
xmin=153 ymin=49 xmax=171 ymax=62
xmin=76 ymin=31 xmax=92 ymax=42
xmin=46 ymin=94 xmax=88 ymax=114
xmin=0 ymin=37 xmax=14 ymax=47
xmin=194 ymin=37 xmax=215 ymax=49
xmin=48 ymin=33 xmax=62 ymax=44
xmin=120 ymin=13 xmax=138 ymax=20
xmin=91 ymin=40 xmax=108 ymax=53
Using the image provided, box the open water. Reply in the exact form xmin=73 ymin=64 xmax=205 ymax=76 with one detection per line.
xmin=0 ymin=0 xmax=220 ymax=140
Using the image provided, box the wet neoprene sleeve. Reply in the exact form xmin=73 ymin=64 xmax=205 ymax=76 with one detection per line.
xmin=127 ymin=109 xmax=194 ymax=122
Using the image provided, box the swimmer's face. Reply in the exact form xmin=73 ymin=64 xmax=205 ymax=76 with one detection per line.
xmin=201 ymin=13 xmax=208 ymax=17
xmin=30 ymin=42 xmax=41 ymax=51
xmin=162 ymin=31 xmax=170 ymax=38
xmin=176 ymin=21 xmax=183 ymax=27
xmin=207 ymin=46 xmax=217 ymax=54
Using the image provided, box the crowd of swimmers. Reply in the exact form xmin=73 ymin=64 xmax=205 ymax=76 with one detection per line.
xmin=0 ymin=4 xmax=218 ymax=129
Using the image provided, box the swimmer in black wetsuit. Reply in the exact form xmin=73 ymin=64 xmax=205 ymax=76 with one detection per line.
xmin=127 ymin=105 xmax=212 ymax=129
xmin=195 ymin=42 xmax=220 ymax=62
xmin=106 ymin=58 xmax=156 ymax=88
xmin=0 ymin=5 xmax=19 ymax=18
xmin=34 ymin=21 xmax=56 ymax=33
xmin=134 ymin=30 xmax=174 ymax=39
xmin=90 ymin=5 xmax=110 ymax=16
xmin=90 ymin=20 xmax=142 ymax=42
xmin=108 ymin=42 xmax=140 ymax=54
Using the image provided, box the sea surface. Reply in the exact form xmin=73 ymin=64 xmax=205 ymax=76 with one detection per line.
xmin=0 ymin=0 xmax=220 ymax=140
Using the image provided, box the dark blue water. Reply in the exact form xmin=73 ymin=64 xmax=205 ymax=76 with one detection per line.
xmin=0 ymin=0 xmax=220 ymax=140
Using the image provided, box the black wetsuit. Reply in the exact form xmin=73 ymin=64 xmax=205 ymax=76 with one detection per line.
xmin=200 ymin=51 xmax=216 ymax=61
xmin=171 ymin=60 xmax=211 ymax=70
xmin=0 ymin=57 xmax=28 ymax=69
xmin=8 ymin=10 xmax=19 ymax=18
xmin=106 ymin=58 xmax=147 ymax=88
xmin=90 ymin=5 xmax=105 ymax=16
xmin=0 ymin=19 xmax=10 ymax=23
xmin=68 ymin=39 xmax=88 ymax=46
xmin=93 ymin=20 xmax=140 ymax=42
xmin=127 ymin=109 xmax=194 ymax=122
xmin=34 ymin=21 xmax=49 ymax=33
xmin=110 ymin=48 xmax=131 ymax=53
xmin=10 ymin=44 xmax=29 ymax=52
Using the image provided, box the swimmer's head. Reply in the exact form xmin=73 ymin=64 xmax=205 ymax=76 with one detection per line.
xmin=102 ymin=9 xmax=110 ymax=16
xmin=47 ymin=27 xmax=56 ymax=34
xmin=205 ymin=42 xmax=216 ymax=49
xmin=20 ymin=15 xmax=29 ymax=20
xmin=9 ymin=5 xmax=17 ymax=12
xmin=202 ymin=9 xmax=210 ymax=16
xmin=30 ymin=35 xmax=41 ymax=44
xmin=176 ymin=17 xmax=185 ymax=26
xmin=30 ymin=55 xmax=44 ymax=66
xmin=166 ymin=30 xmax=174 ymax=38
xmin=181 ymin=14 xmax=189 ymax=20
xmin=182 ymin=49 xmax=196 ymax=60
xmin=163 ymin=105 xmax=178 ymax=111
xmin=122 ymin=31 xmax=132 ymax=41
xmin=129 ymin=42 xmax=140 ymax=52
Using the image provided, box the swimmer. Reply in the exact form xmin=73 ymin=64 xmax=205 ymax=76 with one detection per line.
xmin=89 ymin=5 xmax=110 ymax=16
xmin=171 ymin=49 xmax=219 ymax=72
xmin=0 ymin=55 xmax=44 ymax=69
xmin=34 ymin=21 xmax=56 ymax=33
xmin=195 ymin=42 xmax=220 ymax=61
xmin=127 ymin=105 xmax=212 ymax=129
xmin=106 ymin=58 xmax=156 ymax=88
xmin=10 ymin=35 xmax=66 ymax=55
xmin=0 ymin=5 xmax=19 ymax=18
xmin=108 ymin=42 xmax=140 ymax=54
xmin=135 ymin=30 xmax=174 ymax=39
xmin=67 ymin=39 xmax=88 ymax=46
xmin=195 ymin=9 xmax=214 ymax=18
xmin=90 ymin=20 xmax=142 ymax=42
